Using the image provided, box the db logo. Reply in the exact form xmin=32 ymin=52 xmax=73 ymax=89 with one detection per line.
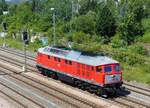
xmin=111 ymin=75 xmax=115 ymax=81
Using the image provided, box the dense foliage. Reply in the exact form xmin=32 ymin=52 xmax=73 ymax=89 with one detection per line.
xmin=0 ymin=0 xmax=150 ymax=84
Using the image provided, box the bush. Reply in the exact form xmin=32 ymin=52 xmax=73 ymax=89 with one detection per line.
xmin=142 ymin=18 xmax=150 ymax=32
xmin=111 ymin=34 xmax=126 ymax=48
xmin=138 ymin=32 xmax=150 ymax=43
xmin=127 ymin=45 xmax=148 ymax=55
xmin=122 ymin=63 xmax=150 ymax=84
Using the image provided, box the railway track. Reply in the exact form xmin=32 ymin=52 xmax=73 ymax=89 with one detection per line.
xmin=0 ymin=77 xmax=46 ymax=108
xmin=0 ymin=46 xmax=35 ymax=60
xmin=0 ymin=88 xmax=28 ymax=108
xmin=0 ymin=49 xmax=105 ymax=108
xmin=0 ymin=66 xmax=97 ymax=108
xmin=0 ymin=47 xmax=150 ymax=108
xmin=110 ymin=95 xmax=150 ymax=108
xmin=123 ymin=81 xmax=150 ymax=97
xmin=1 ymin=47 xmax=150 ymax=93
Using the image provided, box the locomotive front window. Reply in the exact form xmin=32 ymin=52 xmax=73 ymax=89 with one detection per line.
xmin=104 ymin=66 xmax=112 ymax=73
xmin=114 ymin=65 xmax=120 ymax=72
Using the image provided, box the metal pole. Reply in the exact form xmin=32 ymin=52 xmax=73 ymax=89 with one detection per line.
xmin=70 ymin=0 xmax=74 ymax=33
xmin=22 ymin=38 xmax=27 ymax=73
xmin=24 ymin=42 xmax=27 ymax=72
xmin=53 ymin=10 xmax=56 ymax=46
xmin=72 ymin=0 xmax=74 ymax=20
xmin=2 ymin=23 xmax=6 ymax=47
xmin=2 ymin=33 xmax=5 ymax=47
xmin=3 ymin=31 xmax=6 ymax=47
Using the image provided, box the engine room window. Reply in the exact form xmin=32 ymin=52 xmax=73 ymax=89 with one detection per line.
xmin=114 ymin=65 xmax=120 ymax=72
xmin=104 ymin=66 xmax=112 ymax=72
xmin=65 ymin=60 xmax=72 ymax=65
xmin=96 ymin=66 xmax=102 ymax=72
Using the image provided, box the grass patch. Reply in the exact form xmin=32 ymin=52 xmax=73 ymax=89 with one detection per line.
xmin=122 ymin=63 xmax=150 ymax=84
xmin=0 ymin=37 xmax=43 ymax=52
xmin=138 ymin=32 xmax=150 ymax=43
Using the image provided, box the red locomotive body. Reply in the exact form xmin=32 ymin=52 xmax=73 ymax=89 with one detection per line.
xmin=36 ymin=46 xmax=123 ymax=97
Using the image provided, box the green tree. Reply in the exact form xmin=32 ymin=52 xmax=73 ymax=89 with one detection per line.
xmin=96 ymin=5 xmax=117 ymax=38
xmin=79 ymin=0 xmax=97 ymax=15
xmin=71 ymin=11 xmax=96 ymax=34
xmin=118 ymin=0 xmax=144 ymax=44
xmin=144 ymin=0 xmax=150 ymax=17
xmin=0 ymin=0 xmax=7 ymax=11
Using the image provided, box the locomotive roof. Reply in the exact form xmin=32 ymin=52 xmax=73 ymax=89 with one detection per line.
xmin=38 ymin=46 xmax=119 ymax=66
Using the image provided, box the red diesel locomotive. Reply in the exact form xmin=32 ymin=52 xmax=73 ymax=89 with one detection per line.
xmin=36 ymin=46 xmax=123 ymax=97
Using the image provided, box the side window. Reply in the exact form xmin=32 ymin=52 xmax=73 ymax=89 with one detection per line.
xmin=96 ymin=66 xmax=102 ymax=72
xmin=91 ymin=67 xmax=94 ymax=71
xmin=54 ymin=57 xmax=61 ymax=62
xmin=54 ymin=57 xmax=57 ymax=61
xmin=65 ymin=60 xmax=72 ymax=65
xmin=69 ymin=61 xmax=72 ymax=65
xmin=48 ymin=55 xmax=50 ymax=59
xmin=104 ymin=66 xmax=112 ymax=73
xmin=58 ymin=58 xmax=61 ymax=62
xmin=65 ymin=60 xmax=68 ymax=64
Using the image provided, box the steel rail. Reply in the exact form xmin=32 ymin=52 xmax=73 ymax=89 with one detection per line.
xmin=0 ymin=65 xmax=101 ymax=108
xmin=0 ymin=89 xmax=28 ymax=108
xmin=0 ymin=80 xmax=45 ymax=108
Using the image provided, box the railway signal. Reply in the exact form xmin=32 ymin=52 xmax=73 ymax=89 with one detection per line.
xmin=22 ymin=31 xmax=29 ymax=45
xmin=1 ymin=22 xmax=7 ymax=47
xmin=22 ymin=30 xmax=29 ymax=72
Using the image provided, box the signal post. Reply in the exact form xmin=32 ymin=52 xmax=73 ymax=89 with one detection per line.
xmin=22 ymin=30 xmax=29 ymax=72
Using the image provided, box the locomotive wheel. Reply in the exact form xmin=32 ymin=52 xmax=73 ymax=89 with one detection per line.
xmin=45 ymin=71 xmax=49 ymax=76
xmin=41 ymin=70 xmax=46 ymax=76
xmin=51 ymin=73 xmax=58 ymax=80
xmin=112 ymin=88 xmax=117 ymax=96
xmin=80 ymin=85 xmax=85 ymax=90
xmin=99 ymin=89 xmax=108 ymax=98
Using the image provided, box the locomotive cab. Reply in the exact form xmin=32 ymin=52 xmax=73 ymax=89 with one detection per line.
xmin=104 ymin=64 xmax=122 ymax=85
xmin=96 ymin=64 xmax=122 ymax=85
xmin=102 ymin=64 xmax=123 ymax=96
xmin=95 ymin=64 xmax=122 ymax=97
